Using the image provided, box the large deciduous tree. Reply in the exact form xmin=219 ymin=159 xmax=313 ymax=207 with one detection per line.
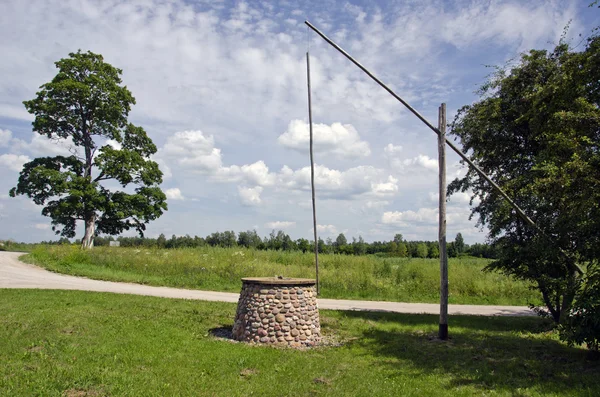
xmin=448 ymin=34 xmax=600 ymax=325
xmin=10 ymin=51 xmax=167 ymax=248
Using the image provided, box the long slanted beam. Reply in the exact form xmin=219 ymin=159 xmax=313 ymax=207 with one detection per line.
xmin=305 ymin=20 xmax=583 ymax=276
xmin=305 ymin=20 xmax=535 ymax=228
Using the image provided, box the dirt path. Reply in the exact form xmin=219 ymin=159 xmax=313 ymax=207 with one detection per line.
xmin=0 ymin=251 xmax=534 ymax=316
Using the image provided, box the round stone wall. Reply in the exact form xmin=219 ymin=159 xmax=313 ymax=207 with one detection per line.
xmin=232 ymin=277 xmax=321 ymax=348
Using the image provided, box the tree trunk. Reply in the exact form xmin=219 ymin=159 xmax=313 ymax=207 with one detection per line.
xmin=538 ymin=269 xmax=580 ymax=324
xmin=81 ymin=213 xmax=96 ymax=249
xmin=81 ymin=119 xmax=95 ymax=250
xmin=559 ymin=270 xmax=579 ymax=325
xmin=540 ymin=285 xmax=560 ymax=323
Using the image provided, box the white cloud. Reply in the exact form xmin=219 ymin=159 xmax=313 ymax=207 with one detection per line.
xmin=317 ymin=224 xmax=337 ymax=234
xmin=429 ymin=190 xmax=480 ymax=207
xmin=240 ymin=161 xmax=275 ymax=186
xmin=385 ymin=149 xmax=438 ymax=175
xmin=448 ymin=191 xmax=471 ymax=205
xmin=106 ymin=139 xmax=122 ymax=150
xmin=451 ymin=191 xmax=481 ymax=206
xmin=10 ymin=133 xmax=76 ymax=157
xmin=0 ymin=129 xmax=12 ymax=147
xmin=265 ymin=220 xmax=295 ymax=229
xmin=0 ymin=153 xmax=30 ymax=172
xmin=155 ymin=158 xmax=172 ymax=180
xmin=383 ymin=143 xmax=402 ymax=156
xmin=161 ymin=130 xmax=223 ymax=173
xmin=0 ymin=103 xmax=33 ymax=121
xmin=159 ymin=130 xmax=275 ymax=186
xmin=372 ymin=176 xmax=399 ymax=196
xmin=277 ymin=164 xmax=398 ymax=199
xmin=158 ymin=129 xmax=397 ymax=202
xmin=222 ymin=161 xmax=276 ymax=186
xmin=165 ymin=188 xmax=185 ymax=201
xmin=238 ymin=186 xmax=263 ymax=206
xmin=381 ymin=205 xmax=477 ymax=236
xmin=278 ymin=120 xmax=371 ymax=159
xmin=382 ymin=207 xmax=439 ymax=226
xmin=34 ymin=223 xmax=50 ymax=230
xmin=403 ymin=155 xmax=438 ymax=172
xmin=364 ymin=200 xmax=390 ymax=209
xmin=441 ymin=2 xmax=575 ymax=51
xmin=0 ymin=0 xmax=585 ymax=244
xmin=0 ymin=0 xmax=579 ymax=138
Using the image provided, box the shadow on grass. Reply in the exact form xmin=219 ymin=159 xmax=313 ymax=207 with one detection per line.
xmin=208 ymin=326 xmax=233 ymax=340
xmin=340 ymin=309 xmax=553 ymax=333
xmin=338 ymin=311 xmax=600 ymax=394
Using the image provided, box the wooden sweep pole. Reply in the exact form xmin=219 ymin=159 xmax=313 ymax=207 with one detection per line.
xmin=306 ymin=51 xmax=320 ymax=295
xmin=303 ymin=20 xmax=583 ymax=277
xmin=438 ymin=103 xmax=449 ymax=340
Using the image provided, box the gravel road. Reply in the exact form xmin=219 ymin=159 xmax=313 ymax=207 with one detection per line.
xmin=0 ymin=251 xmax=534 ymax=316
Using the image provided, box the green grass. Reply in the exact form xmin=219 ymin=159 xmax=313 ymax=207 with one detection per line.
xmin=23 ymin=245 xmax=541 ymax=306
xmin=1 ymin=289 xmax=598 ymax=396
xmin=0 ymin=241 xmax=37 ymax=252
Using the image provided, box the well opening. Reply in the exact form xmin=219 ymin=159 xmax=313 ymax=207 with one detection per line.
xmin=232 ymin=277 xmax=321 ymax=348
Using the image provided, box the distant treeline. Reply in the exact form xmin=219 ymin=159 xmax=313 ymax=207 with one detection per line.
xmin=84 ymin=231 xmax=497 ymax=259
xmin=2 ymin=231 xmax=497 ymax=259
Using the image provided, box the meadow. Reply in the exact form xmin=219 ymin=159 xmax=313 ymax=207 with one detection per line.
xmin=1 ymin=289 xmax=598 ymax=396
xmin=23 ymin=245 xmax=540 ymax=306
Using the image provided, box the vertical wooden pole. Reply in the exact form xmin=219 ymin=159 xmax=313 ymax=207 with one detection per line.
xmin=307 ymin=51 xmax=320 ymax=295
xmin=438 ymin=103 xmax=449 ymax=340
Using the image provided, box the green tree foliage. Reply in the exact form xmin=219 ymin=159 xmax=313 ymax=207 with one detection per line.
xmin=388 ymin=241 xmax=398 ymax=255
xmin=454 ymin=233 xmax=465 ymax=255
xmin=448 ymin=34 xmax=600 ymax=324
xmin=296 ymin=238 xmax=310 ymax=253
xmin=237 ymin=230 xmax=262 ymax=249
xmin=447 ymin=242 xmax=457 ymax=258
xmin=281 ymin=233 xmax=295 ymax=251
xmin=468 ymin=243 xmax=499 ymax=259
xmin=397 ymin=242 xmax=408 ymax=257
xmin=388 ymin=240 xmax=408 ymax=257
xmin=266 ymin=230 xmax=285 ymax=250
xmin=76 ymin=229 xmax=498 ymax=264
xmin=316 ymin=238 xmax=327 ymax=254
xmin=352 ymin=236 xmax=367 ymax=256
xmin=206 ymin=231 xmax=237 ymax=248
xmin=220 ymin=231 xmax=237 ymax=248
xmin=157 ymin=233 xmax=167 ymax=248
xmin=333 ymin=233 xmax=348 ymax=253
xmin=335 ymin=233 xmax=347 ymax=247
xmin=560 ymin=266 xmax=600 ymax=354
xmin=10 ymin=51 xmax=166 ymax=248
xmin=428 ymin=243 xmax=440 ymax=259
xmin=416 ymin=243 xmax=428 ymax=259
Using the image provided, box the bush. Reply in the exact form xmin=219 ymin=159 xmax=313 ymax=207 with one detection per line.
xmin=560 ymin=265 xmax=600 ymax=354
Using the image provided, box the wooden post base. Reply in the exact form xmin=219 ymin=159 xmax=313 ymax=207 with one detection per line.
xmin=439 ymin=323 xmax=448 ymax=340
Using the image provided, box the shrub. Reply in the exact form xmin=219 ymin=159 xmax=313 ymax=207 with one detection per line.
xmin=560 ymin=264 xmax=600 ymax=354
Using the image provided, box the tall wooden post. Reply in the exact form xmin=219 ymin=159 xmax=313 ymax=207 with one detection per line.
xmin=438 ymin=103 xmax=449 ymax=340
xmin=306 ymin=51 xmax=320 ymax=295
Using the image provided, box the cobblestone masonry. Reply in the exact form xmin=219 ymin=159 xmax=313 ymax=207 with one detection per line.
xmin=232 ymin=278 xmax=321 ymax=348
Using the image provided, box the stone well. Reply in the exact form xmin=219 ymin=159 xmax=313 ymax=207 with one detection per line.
xmin=232 ymin=277 xmax=321 ymax=348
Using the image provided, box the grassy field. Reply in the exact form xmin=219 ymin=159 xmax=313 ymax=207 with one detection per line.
xmin=1 ymin=289 xmax=598 ymax=396
xmin=23 ymin=245 xmax=540 ymax=306
xmin=0 ymin=242 xmax=36 ymax=252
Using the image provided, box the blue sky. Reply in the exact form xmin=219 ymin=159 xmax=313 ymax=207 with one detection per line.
xmin=0 ymin=0 xmax=597 ymax=243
